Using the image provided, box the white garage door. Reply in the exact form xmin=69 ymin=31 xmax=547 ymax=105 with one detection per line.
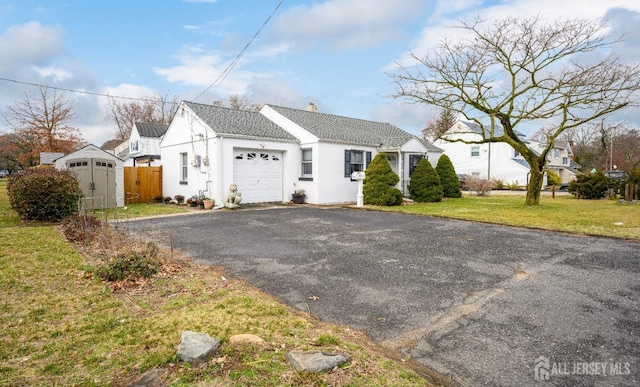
xmin=233 ymin=149 xmax=283 ymax=203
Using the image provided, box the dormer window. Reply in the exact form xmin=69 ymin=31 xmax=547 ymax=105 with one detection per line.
xmin=130 ymin=141 xmax=139 ymax=152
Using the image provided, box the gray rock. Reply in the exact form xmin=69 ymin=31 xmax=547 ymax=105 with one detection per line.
xmin=128 ymin=367 xmax=167 ymax=387
xmin=176 ymin=331 xmax=221 ymax=364
xmin=286 ymin=350 xmax=349 ymax=373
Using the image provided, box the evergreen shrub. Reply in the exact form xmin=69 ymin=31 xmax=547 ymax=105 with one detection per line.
xmin=408 ymin=158 xmax=443 ymax=202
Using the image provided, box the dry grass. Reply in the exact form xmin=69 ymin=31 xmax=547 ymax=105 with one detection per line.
xmin=0 ymin=180 xmax=445 ymax=386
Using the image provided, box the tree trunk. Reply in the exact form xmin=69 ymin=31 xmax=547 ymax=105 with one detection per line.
xmin=525 ymin=167 xmax=544 ymax=205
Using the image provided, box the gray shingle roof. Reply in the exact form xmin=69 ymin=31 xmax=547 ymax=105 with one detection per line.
xmin=185 ymin=101 xmax=297 ymax=141
xmin=135 ymin=122 xmax=169 ymax=138
xmin=268 ymin=105 xmax=441 ymax=151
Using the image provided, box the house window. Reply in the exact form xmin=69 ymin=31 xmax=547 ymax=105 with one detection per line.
xmin=409 ymin=154 xmax=423 ymax=176
xmin=344 ymin=150 xmax=372 ymax=177
xmin=471 ymin=146 xmax=480 ymax=157
xmin=301 ymin=149 xmax=312 ymax=176
xmin=554 ymin=149 xmax=560 ymax=158
xmin=130 ymin=141 xmax=139 ymax=152
xmin=562 ymin=157 xmax=568 ymax=165
xmin=514 ymin=149 xmax=521 ymax=157
xmin=180 ymin=152 xmax=188 ymax=182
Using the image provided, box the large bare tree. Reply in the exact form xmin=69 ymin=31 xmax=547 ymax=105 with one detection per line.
xmin=105 ymin=92 xmax=179 ymax=140
xmin=391 ymin=16 xmax=640 ymax=205
xmin=1 ymin=86 xmax=85 ymax=169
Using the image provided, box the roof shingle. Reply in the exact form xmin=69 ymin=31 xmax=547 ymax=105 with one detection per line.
xmin=185 ymin=101 xmax=297 ymax=141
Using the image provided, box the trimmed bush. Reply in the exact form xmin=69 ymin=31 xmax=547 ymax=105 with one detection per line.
xmin=568 ymin=172 xmax=617 ymax=199
xmin=546 ymin=169 xmax=562 ymax=187
xmin=408 ymin=158 xmax=443 ymax=202
xmin=363 ymin=153 xmax=403 ymax=206
xmin=7 ymin=168 xmax=82 ymax=221
xmin=435 ymin=154 xmax=462 ymax=198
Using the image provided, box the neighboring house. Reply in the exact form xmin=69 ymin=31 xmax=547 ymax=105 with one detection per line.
xmin=434 ymin=121 xmax=580 ymax=186
xmin=117 ymin=122 xmax=169 ymax=166
xmin=528 ymin=140 xmax=580 ymax=184
xmin=160 ymin=101 xmax=442 ymax=205
xmin=434 ymin=121 xmax=531 ymax=186
xmin=39 ymin=152 xmax=65 ymax=168
xmin=54 ymin=144 xmax=124 ymax=208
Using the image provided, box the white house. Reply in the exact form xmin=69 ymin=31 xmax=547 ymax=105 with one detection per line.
xmin=433 ymin=121 xmax=531 ymax=186
xmin=528 ymin=140 xmax=580 ymax=184
xmin=115 ymin=122 xmax=169 ymax=166
xmin=54 ymin=144 xmax=124 ymax=208
xmin=160 ymin=101 xmax=442 ymax=205
xmin=434 ymin=121 xmax=580 ymax=186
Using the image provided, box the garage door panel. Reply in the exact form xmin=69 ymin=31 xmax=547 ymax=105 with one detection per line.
xmin=233 ymin=149 xmax=283 ymax=204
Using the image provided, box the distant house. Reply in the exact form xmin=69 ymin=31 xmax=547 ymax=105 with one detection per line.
xmin=433 ymin=121 xmax=531 ymax=186
xmin=434 ymin=121 xmax=579 ymax=186
xmin=528 ymin=140 xmax=580 ymax=184
xmin=118 ymin=122 xmax=169 ymax=166
xmin=160 ymin=101 xmax=442 ymax=205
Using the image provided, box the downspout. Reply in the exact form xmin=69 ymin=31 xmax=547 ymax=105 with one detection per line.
xmin=217 ymin=136 xmax=224 ymax=204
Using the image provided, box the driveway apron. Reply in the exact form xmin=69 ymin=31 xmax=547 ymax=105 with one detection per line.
xmin=126 ymin=207 xmax=639 ymax=386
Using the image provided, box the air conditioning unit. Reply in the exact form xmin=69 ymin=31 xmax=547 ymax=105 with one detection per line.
xmin=191 ymin=155 xmax=201 ymax=167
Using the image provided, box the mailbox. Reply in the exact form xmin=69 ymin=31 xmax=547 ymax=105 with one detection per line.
xmin=351 ymin=171 xmax=365 ymax=180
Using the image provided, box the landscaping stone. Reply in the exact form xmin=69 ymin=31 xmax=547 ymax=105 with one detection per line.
xmin=176 ymin=331 xmax=221 ymax=364
xmin=229 ymin=333 xmax=266 ymax=345
xmin=127 ymin=367 xmax=167 ymax=387
xmin=286 ymin=350 xmax=349 ymax=373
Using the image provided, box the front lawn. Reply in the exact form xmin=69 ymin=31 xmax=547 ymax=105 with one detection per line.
xmin=382 ymin=194 xmax=640 ymax=240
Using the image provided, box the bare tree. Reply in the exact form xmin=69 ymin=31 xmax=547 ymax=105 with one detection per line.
xmin=391 ymin=16 xmax=640 ymax=205
xmin=212 ymin=94 xmax=262 ymax=111
xmin=422 ymin=104 xmax=457 ymax=142
xmin=105 ymin=92 xmax=179 ymax=140
xmin=1 ymin=86 xmax=85 ymax=169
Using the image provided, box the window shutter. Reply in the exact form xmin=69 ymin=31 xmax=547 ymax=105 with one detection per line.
xmin=366 ymin=151 xmax=372 ymax=169
xmin=344 ymin=150 xmax=351 ymax=177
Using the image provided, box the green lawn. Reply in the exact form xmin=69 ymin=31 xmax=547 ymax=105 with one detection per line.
xmin=381 ymin=193 xmax=640 ymax=240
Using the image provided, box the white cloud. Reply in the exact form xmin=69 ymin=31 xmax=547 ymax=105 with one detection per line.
xmin=271 ymin=0 xmax=425 ymax=51
xmin=0 ymin=22 xmax=65 ymax=69
xmin=32 ymin=66 xmax=72 ymax=82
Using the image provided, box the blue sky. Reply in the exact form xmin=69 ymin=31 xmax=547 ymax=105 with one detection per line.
xmin=1 ymin=0 xmax=639 ymax=145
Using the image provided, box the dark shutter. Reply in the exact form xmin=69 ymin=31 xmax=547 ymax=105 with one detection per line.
xmin=366 ymin=151 xmax=372 ymax=169
xmin=344 ymin=150 xmax=351 ymax=177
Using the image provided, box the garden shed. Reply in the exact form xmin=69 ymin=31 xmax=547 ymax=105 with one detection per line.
xmin=54 ymin=144 xmax=124 ymax=208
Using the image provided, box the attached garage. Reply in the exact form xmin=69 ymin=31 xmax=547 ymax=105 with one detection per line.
xmin=55 ymin=144 xmax=124 ymax=209
xmin=233 ymin=149 xmax=283 ymax=203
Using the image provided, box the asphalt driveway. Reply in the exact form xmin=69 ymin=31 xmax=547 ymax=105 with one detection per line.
xmin=126 ymin=206 xmax=639 ymax=386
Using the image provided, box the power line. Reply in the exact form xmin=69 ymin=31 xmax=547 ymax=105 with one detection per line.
xmin=1 ymin=0 xmax=285 ymax=106
xmin=192 ymin=0 xmax=285 ymax=101
xmin=0 ymin=77 xmax=167 ymax=104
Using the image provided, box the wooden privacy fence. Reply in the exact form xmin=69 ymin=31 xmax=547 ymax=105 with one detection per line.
xmin=124 ymin=166 xmax=162 ymax=204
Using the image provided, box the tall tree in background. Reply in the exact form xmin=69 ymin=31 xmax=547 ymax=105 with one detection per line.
xmin=391 ymin=16 xmax=640 ymax=205
xmin=422 ymin=104 xmax=457 ymax=142
xmin=105 ymin=92 xmax=179 ymax=140
xmin=1 ymin=86 xmax=85 ymax=169
xmin=212 ymin=94 xmax=262 ymax=111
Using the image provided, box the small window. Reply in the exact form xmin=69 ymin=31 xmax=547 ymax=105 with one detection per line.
xmin=180 ymin=152 xmax=188 ymax=182
xmin=301 ymin=149 xmax=312 ymax=176
xmin=130 ymin=141 xmax=139 ymax=152
xmin=235 ymin=153 xmax=244 ymax=160
xmin=562 ymin=157 xmax=568 ymax=165
xmin=247 ymin=153 xmax=256 ymax=160
xmin=260 ymin=153 xmax=269 ymax=160
xmin=409 ymin=154 xmax=423 ymax=176
xmin=82 ymin=161 xmax=88 ymax=166
xmin=554 ymin=149 xmax=560 ymax=158
xmin=344 ymin=150 xmax=371 ymax=178
xmin=514 ymin=149 xmax=521 ymax=157
xmin=471 ymin=146 xmax=480 ymax=157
